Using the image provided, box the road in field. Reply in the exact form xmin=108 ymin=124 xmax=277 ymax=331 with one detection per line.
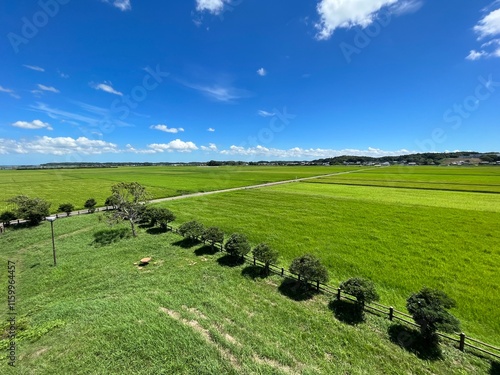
xmin=0 ymin=168 xmax=373 ymax=228
xmin=149 ymin=167 xmax=375 ymax=204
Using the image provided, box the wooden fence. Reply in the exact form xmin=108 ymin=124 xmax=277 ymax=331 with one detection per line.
xmin=169 ymin=227 xmax=500 ymax=361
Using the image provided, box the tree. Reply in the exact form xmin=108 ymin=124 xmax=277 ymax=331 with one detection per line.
xmin=178 ymin=220 xmax=204 ymax=240
xmin=143 ymin=207 xmax=176 ymax=230
xmin=108 ymin=182 xmax=150 ymax=237
xmin=105 ymin=195 xmax=120 ymax=210
xmin=202 ymin=227 xmax=224 ymax=250
xmin=84 ymin=198 xmax=97 ymax=213
xmin=224 ymin=233 xmax=251 ymax=258
xmin=8 ymin=195 xmax=51 ymax=225
xmin=0 ymin=211 xmax=16 ymax=226
xmin=340 ymin=277 xmax=379 ymax=309
xmin=58 ymin=203 xmax=74 ymax=216
xmin=406 ymin=287 xmax=460 ymax=341
xmin=253 ymin=243 xmax=279 ymax=275
xmin=289 ymin=254 xmax=329 ymax=286
xmin=156 ymin=208 xmax=176 ymax=230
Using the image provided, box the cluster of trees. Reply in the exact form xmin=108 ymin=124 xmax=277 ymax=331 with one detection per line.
xmin=0 ymin=196 xmax=99 ymax=227
xmin=313 ymin=152 xmax=491 ymax=165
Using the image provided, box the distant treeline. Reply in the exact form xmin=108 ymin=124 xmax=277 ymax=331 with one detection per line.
xmin=2 ymin=152 xmax=499 ymax=170
xmin=312 ymin=152 xmax=500 ymax=165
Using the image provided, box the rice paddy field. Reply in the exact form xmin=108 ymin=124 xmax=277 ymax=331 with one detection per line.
xmin=1 ymin=165 xmax=499 ymax=374
xmin=0 ymin=165 xmax=352 ymax=213
xmin=157 ymin=166 xmax=500 ymax=345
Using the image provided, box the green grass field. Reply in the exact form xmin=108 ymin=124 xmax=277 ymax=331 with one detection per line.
xmin=158 ymin=170 xmax=500 ymax=345
xmin=0 ymin=166 xmax=356 ymax=213
xmin=0 ymin=215 xmax=495 ymax=374
xmin=1 ymin=165 xmax=499 ymax=373
xmin=311 ymin=166 xmax=500 ymax=193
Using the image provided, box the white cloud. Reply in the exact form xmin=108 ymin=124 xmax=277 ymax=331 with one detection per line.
xmin=90 ymin=82 xmax=123 ymax=96
xmin=390 ymin=0 xmax=423 ymax=16
xmin=468 ymin=5 xmax=500 ymax=60
xmin=0 ymin=137 xmax=118 ymax=155
xmin=219 ymin=145 xmax=413 ymax=159
xmin=258 ymin=110 xmax=275 ymax=117
xmin=474 ymin=8 xmax=500 ymax=39
xmin=0 ymin=86 xmax=20 ymax=99
xmin=102 ymin=0 xmax=131 ymax=11
xmin=315 ymin=0 xmax=398 ymax=40
xmin=23 ymin=64 xmax=45 ymax=72
xmin=466 ymin=50 xmax=487 ymax=61
xmin=30 ymin=102 xmax=132 ymax=129
xmin=182 ymin=82 xmax=249 ymax=102
xmin=150 ymin=124 xmax=185 ymax=133
xmin=58 ymin=71 xmax=69 ymax=79
xmin=201 ymin=143 xmax=218 ymax=152
xmin=148 ymin=139 xmax=198 ymax=153
xmin=37 ymin=84 xmax=60 ymax=93
xmin=196 ymin=0 xmax=228 ymax=14
xmin=257 ymin=68 xmax=267 ymax=76
xmin=11 ymin=120 xmax=53 ymax=131
xmin=207 ymin=127 xmax=215 ymax=132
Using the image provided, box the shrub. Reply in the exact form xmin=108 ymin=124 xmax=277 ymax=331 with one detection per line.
xmin=8 ymin=195 xmax=50 ymax=225
xmin=253 ymin=243 xmax=279 ymax=275
xmin=340 ymin=277 xmax=379 ymax=309
xmin=202 ymin=227 xmax=224 ymax=250
xmin=407 ymin=287 xmax=460 ymax=340
xmin=224 ymin=233 xmax=251 ymax=258
xmin=84 ymin=198 xmax=97 ymax=213
xmin=0 ymin=211 xmax=16 ymax=226
xmin=289 ymin=254 xmax=329 ymax=286
xmin=178 ymin=220 xmax=204 ymax=240
xmin=58 ymin=203 xmax=75 ymax=216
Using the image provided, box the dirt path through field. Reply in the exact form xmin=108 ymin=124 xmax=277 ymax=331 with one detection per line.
xmin=150 ymin=167 xmax=375 ymax=204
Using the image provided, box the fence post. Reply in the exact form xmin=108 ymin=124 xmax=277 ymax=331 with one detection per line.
xmin=337 ymin=288 xmax=341 ymax=301
xmin=253 ymin=256 xmax=256 ymax=266
xmin=389 ymin=306 xmax=394 ymax=321
xmin=459 ymin=333 xmax=466 ymax=352
xmin=298 ymin=274 xmax=301 ymax=282
xmin=281 ymin=268 xmax=284 ymax=277
xmin=316 ymin=280 xmax=320 ymax=292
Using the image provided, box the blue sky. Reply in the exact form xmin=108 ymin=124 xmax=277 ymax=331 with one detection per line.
xmin=1 ymin=0 xmax=499 ymax=164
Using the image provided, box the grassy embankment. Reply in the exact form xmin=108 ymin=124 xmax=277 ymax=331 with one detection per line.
xmin=0 ymin=214 xmax=496 ymax=374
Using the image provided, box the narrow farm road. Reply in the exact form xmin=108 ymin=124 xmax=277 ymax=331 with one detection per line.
xmin=149 ymin=167 xmax=374 ymax=204
xmin=1 ymin=167 xmax=374 ymax=228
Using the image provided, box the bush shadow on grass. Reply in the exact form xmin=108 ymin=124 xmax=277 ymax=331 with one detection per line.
xmin=388 ymin=324 xmax=443 ymax=361
xmin=172 ymin=238 xmax=200 ymax=249
xmin=328 ymin=299 xmax=364 ymax=325
xmin=491 ymin=361 xmax=500 ymax=375
xmin=92 ymin=228 xmax=131 ymax=247
xmin=278 ymin=278 xmax=318 ymax=301
xmin=216 ymin=254 xmax=245 ymax=268
xmin=194 ymin=245 xmax=219 ymax=256
xmin=241 ymin=265 xmax=268 ymax=280
xmin=10 ymin=222 xmax=34 ymax=230
xmin=146 ymin=226 xmax=167 ymax=235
